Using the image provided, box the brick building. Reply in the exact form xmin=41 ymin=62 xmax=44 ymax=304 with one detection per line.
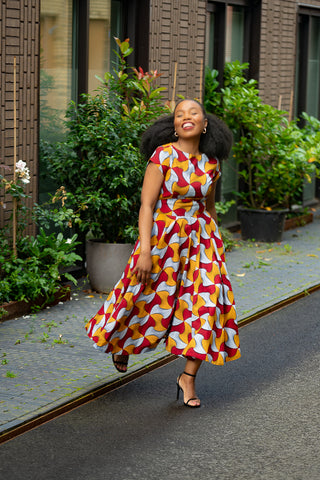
xmin=1 ymin=0 xmax=320 ymax=234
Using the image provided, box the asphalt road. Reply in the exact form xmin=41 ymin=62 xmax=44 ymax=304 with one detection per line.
xmin=0 ymin=290 xmax=319 ymax=480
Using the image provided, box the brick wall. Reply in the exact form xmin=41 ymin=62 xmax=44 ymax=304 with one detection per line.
xmin=149 ymin=0 xmax=207 ymax=104
xmin=0 ymin=0 xmax=40 ymax=236
xmin=258 ymin=0 xmax=296 ymax=112
xmin=258 ymin=0 xmax=320 ymax=113
xmin=1 ymin=0 xmax=320 ymax=240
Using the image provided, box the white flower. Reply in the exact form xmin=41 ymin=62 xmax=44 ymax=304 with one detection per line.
xmin=16 ymin=160 xmax=30 ymax=184
xmin=16 ymin=160 xmax=27 ymax=172
xmin=66 ymin=238 xmax=72 ymax=244
xmin=21 ymin=175 xmax=30 ymax=184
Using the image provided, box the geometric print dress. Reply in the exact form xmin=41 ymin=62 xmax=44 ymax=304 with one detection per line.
xmin=86 ymin=143 xmax=241 ymax=365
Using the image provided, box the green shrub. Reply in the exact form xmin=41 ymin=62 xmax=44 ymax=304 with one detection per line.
xmin=46 ymin=38 xmax=168 ymax=243
xmin=0 ymin=162 xmax=81 ymax=305
xmin=0 ymin=230 xmax=80 ymax=305
xmin=205 ymin=62 xmax=319 ymax=210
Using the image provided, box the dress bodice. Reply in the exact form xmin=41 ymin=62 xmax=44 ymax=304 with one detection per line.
xmin=150 ymin=143 xmax=221 ymax=218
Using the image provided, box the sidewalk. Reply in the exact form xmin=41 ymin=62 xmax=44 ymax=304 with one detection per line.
xmin=1 ymin=210 xmax=320 ymax=436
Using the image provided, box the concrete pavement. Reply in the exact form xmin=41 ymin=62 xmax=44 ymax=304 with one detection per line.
xmin=0 ymin=209 xmax=320 ymax=438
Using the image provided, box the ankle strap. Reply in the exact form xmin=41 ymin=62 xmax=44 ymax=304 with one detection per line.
xmin=183 ymin=371 xmax=196 ymax=377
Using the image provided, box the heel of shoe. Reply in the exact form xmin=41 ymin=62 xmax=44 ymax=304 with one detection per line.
xmin=176 ymin=371 xmax=201 ymax=408
xmin=176 ymin=373 xmax=183 ymax=400
xmin=176 ymin=381 xmax=181 ymax=400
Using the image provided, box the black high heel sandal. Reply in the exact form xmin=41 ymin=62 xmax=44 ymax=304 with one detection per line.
xmin=176 ymin=371 xmax=201 ymax=408
xmin=112 ymin=354 xmax=129 ymax=373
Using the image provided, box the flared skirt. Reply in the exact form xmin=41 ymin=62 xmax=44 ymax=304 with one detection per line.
xmin=86 ymin=211 xmax=240 ymax=365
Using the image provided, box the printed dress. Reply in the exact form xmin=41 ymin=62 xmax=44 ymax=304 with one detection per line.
xmin=86 ymin=143 xmax=241 ymax=365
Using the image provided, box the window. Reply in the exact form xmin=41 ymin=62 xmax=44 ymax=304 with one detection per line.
xmin=39 ymin=0 xmax=123 ymax=201
xmin=206 ymin=1 xmax=261 ymax=83
xmin=225 ymin=5 xmax=245 ymax=62
xmin=296 ymin=11 xmax=320 ymax=119
xmin=88 ymin=0 xmax=126 ymax=93
xmin=40 ymin=0 xmax=149 ymax=143
xmin=40 ymin=1 xmax=124 ymax=140
xmin=39 ymin=0 xmax=149 ymax=201
xmin=296 ymin=8 xmax=320 ymax=203
xmin=206 ymin=1 xmax=261 ymax=222
xmin=40 ymin=0 xmax=73 ymax=144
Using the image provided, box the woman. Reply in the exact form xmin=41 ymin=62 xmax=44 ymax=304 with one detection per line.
xmin=86 ymin=99 xmax=241 ymax=408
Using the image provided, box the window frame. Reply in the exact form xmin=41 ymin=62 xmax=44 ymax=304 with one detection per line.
xmin=73 ymin=0 xmax=150 ymax=103
xmin=74 ymin=0 xmax=89 ymax=104
xmin=206 ymin=0 xmax=261 ymax=84
xmin=295 ymin=6 xmax=320 ymax=199
xmin=296 ymin=8 xmax=320 ymax=122
xmin=206 ymin=1 xmax=261 ymax=215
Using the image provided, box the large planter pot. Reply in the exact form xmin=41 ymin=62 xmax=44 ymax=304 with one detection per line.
xmin=238 ymin=207 xmax=288 ymax=242
xmin=86 ymin=240 xmax=134 ymax=293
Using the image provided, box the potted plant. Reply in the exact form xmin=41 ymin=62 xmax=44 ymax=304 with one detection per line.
xmin=205 ymin=62 xmax=319 ymax=242
xmin=46 ymin=39 xmax=168 ymax=291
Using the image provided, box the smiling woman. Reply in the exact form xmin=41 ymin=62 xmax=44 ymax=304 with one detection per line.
xmin=173 ymin=100 xmax=208 ymax=155
xmin=85 ymin=100 xmax=240 ymax=409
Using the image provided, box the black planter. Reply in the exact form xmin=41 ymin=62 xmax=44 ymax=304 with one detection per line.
xmin=238 ymin=207 xmax=288 ymax=242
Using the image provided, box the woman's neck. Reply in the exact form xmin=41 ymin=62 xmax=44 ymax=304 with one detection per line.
xmin=174 ymin=138 xmax=201 ymax=156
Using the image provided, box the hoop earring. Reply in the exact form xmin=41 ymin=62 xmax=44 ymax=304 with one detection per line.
xmin=202 ymin=127 xmax=207 ymax=134
xmin=174 ymin=131 xmax=178 ymax=138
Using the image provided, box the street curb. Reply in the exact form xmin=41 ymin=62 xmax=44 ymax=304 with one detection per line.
xmin=238 ymin=283 xmax=320 ymax=327
xmin=1 ymin=283 xmax=320 ymax=445
xmin=0 ymin=354 xmax=175 ymax=445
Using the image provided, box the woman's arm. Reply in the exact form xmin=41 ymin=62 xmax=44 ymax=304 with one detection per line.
xmin=205 ymin=180 xmax=218 ymax=224
xmin=131 ymin=162 xmax=164 ymax=285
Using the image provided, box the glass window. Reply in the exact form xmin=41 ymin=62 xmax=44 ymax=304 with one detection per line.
xmin=40 ymin=0 xmax=73 ymax=143
xmin=205 ymin=2 xmax=248 ymax=73
xmin=205 ymin=10 xmax=215 ymax=69
xmin=39 ymin=0 xmax=123 ymax=201
xmin=205 ymin=1 xmax=260 ymax=222
xmin=296 ymin=13 xmax=320 ymax=119
xmin=295 ymin=12 xmax=320 ymax=204
xmin=39 ymin=0 xmax=73 ymax=202
xmin=225 ymin=6 xmax=245 ymax=63
xmin=88 ymin=0 xmax=123 ymax=93
xmin=88 ymin=0 xmax=112 ymax=93
xmin=223 ymin=6 xmax=245 ymax=218
xmin=40 ymin=1 xmax=123 ymax=133
xmin=306 ymin=16 xmax=320 ymax=117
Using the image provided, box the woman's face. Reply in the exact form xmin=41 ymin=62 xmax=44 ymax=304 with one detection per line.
xmin=174 ymin=100 xmax=207 ymax=140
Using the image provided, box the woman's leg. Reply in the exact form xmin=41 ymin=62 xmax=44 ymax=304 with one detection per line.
xmin=178 ymin=358 xmax=202 ymax=407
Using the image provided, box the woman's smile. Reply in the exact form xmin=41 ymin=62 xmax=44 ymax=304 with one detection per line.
xmin=182 ymin=121 xmax=195 ymax=130
xmin=174 ymin=100 xmax=207 ymax=139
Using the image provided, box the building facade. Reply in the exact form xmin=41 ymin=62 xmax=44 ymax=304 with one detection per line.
xmin=1 ymin=0 xmax=40 ymax=234
xmin=1 ymin=0 xmax=320 ymax=234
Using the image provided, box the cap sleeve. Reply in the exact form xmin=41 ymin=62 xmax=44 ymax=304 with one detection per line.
xmin=149 ymin=146 xmax=170 ymax=176
xmin=212 ymin=158 xmax=221 ymax=183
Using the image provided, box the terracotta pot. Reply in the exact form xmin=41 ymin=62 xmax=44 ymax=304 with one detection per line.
xmin=238 ymin=207 xmax=288 ymax=242
xmin=86 ymin=240 xmax=134 ymax=293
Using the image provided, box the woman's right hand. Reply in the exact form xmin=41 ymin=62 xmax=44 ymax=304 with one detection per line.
xmin=131 ymin=252 xmax=153 ymax=285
